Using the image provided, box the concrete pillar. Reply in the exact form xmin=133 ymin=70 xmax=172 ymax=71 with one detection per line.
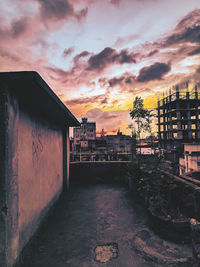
xmin=66 ymin=128 xmax=70 ymax=190
xmin=169 ymin=105 xmax=172 ymax=139
xmin=163 ymin=108 xmax=167 ymax=140
xmin=157 ymin=102 xmax=161 ymax=140
xmin=187 ymin=102 xmax=192 ymax=140
xmin=196 ymin=101 xmax=200 ymax=139
xmin=176 ymin=102 xmax=182 ymax=139
xmin=176 ymin=85 xmax=179 ymax=100
xmin=195 ymin=85 xmax=198 ymax=100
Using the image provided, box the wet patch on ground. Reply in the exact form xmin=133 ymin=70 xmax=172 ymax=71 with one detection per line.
xmin=94 ymin=243 xmax=119 ymax=263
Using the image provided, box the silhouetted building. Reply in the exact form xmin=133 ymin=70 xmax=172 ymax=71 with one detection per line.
xmin=73 ymin=117 xmax=96 ymax=152
xmin=105 ymin=129 xmax=132 ymax=154
xmin=157 ymin=85 xmax=200 ymax=172
xmin=71 ymin=123 xmax=133 ymax=161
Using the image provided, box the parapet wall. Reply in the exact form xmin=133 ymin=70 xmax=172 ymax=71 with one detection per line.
xmin=70 ymin=161 xmax=132 ymax=184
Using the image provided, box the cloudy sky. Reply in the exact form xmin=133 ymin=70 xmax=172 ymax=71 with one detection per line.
xmin=1 ymin=0 xmax=200 ymax=135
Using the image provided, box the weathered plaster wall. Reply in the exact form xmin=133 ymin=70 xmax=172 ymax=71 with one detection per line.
xmin=1 ymin=88 xmax=20 ymax=267
xmin=1 ymin=89 xmax=65 ymax=267
xmin=18 ymin=110 xmax=63 ymax=254
xmin=0 ymin=71 xmax=78 ymax=267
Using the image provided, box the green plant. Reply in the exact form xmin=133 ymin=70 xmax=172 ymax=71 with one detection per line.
xmin=129 ymin=97 xmax=155 ymax=154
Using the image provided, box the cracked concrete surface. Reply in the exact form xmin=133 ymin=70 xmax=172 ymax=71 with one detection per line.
xmin=16 ymin=184 xmax=194 ymax=267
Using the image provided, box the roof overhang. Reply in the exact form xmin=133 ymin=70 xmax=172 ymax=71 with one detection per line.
xmin=0 ymin=71 xmax=80 ymax=127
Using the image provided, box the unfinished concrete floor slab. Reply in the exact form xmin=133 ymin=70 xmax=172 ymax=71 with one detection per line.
xmin=16 ymin=184 xmax=194 ymax=267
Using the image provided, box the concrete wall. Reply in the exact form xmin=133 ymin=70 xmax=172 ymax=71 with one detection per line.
xmin=70 ymin=161 xmax=131 ymax=185
xmin=0 ymin=84 xmax=67 ymax=266
xmin=18 ymin=110 xmax=63 ymax=254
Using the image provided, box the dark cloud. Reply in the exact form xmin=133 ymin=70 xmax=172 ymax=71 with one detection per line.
xmin=63 ymin=47 xmax=75 ymax=57
xmin=108 ymin=73 xmax=136 ymax=87
xmin=65 ymin=94 xmax=108 ymax=106
xmin=73 ymin=50 xmax=90 ymax=63
xmin=11 ymin=17 xmax=28 ymax=37
xmin=87 ymin=47 xmax=136 ymax=71
xmin=147 ymin=49 xmax=158 ymax=57
xmin=37 ymin=0 xmax=74 ymax=20
xmin=164 ymin=10 xmax=200 ymax=46
xmin=0 ymin=50 xmax=21 ymax=62
xmin=86 ymin=108 xmax=122 ymax=122
xmin=188 ymin=47 xmax=200 ymax=56
xmin=196 ymin=67 xmax=200 ymax=73
xmin=119 ymin=49 xmax=136 ymax=63
xmin=101 ymin=113 xmax=118 ymax=120
xmin=175 ymin=9 xmax=200 ymax=32
xmin=137 ymin=62 xmax=171 ymax=82
xmin=45 ymin=66 xmax=67 ymax=77
xmin=109 ymin=76 xmax=124 ymax=87
xmin=110 ymin=0 xmax=121 ymax=5
xmin=165 ymin=26 xmax=200 ymax=45
xmin=98 ymin=77 xmax=108 ymax=86
xmin=0 ymin=17 xmax=28 ymax=39
xmin=101 ymin=97 xmax=108 ymax=104
xmin=124 ymin=76 xmax=135 ymax=84
xmin=75 ymin=7 xmax=88 ymax=21
xmin=85 ymin=108 xmax=129 ymax=134
xmin=87 ymin=47 xmax=115 ymax=71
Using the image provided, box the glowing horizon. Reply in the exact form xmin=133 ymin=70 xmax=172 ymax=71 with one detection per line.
xmin=1 ymin=0 xmax=200 ymax=135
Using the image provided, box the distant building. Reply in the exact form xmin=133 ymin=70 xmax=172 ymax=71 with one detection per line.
xmin=73 ymin=117 xmax=96 ymax=152
xmin=136 ymin=137 xmax=158 ymax=155
xmin=71 ymin=122 xmax=133 ymax=161
xmin=105 ymin=129 xmax=132 ymax=154
xmin=179 ymin=143 xmax=200 ymax=174
xmin=157 ymin=85 xmax=200 ymax=173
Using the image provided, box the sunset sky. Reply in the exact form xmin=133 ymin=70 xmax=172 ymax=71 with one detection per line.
xmin=1 ymin=0 xmax=200 ymax=135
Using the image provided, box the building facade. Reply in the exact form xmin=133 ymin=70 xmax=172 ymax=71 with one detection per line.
xmin=72 ymin=121 xmax=133 ymax=161
xmin=105 ymin=130 xmax=132 ymax=154
xmin=179 ymin=143 xmax=200 ymax=174
xmin=73 ymin=117 xmax=96 ymax=151
xmin=157 ymin=85 xmax=200 ymax=173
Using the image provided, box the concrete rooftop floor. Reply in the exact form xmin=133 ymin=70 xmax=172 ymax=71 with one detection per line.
xmin=16 ymin=184 xmax=194 ymax=267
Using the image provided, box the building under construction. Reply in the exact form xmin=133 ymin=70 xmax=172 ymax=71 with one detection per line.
xmin=157 ymin=85 xmax=200 ymax=172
